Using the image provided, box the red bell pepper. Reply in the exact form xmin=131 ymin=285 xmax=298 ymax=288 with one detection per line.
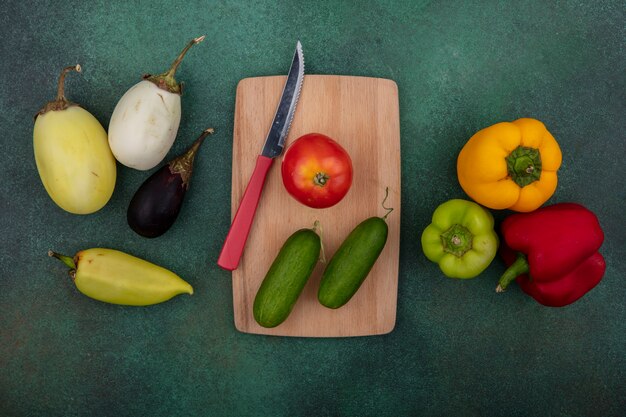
xmin=497 ymin=203 xmax=606 ymax=307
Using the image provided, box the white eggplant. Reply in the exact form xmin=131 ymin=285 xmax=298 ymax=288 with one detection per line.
xmin=108 ymin=81 xmax=181 ymax=170
xmin=108 ymin=36 xmax=205 ymax=171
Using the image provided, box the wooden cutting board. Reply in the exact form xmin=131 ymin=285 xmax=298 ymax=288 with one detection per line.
xmin=229 ymin=75 xmax=401 ymax=337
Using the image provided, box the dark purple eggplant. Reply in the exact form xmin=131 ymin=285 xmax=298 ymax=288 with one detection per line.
xmin=127 ymin=128 xmax=214 ymax=238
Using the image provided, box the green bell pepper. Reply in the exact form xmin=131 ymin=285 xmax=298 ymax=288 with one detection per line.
xmin=421 ymin=199 xmax=498 ymax=279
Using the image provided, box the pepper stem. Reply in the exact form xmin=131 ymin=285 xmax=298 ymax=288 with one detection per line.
xmin=496 ymin=253 xmax=529 ymax=293
xmin=440 ymin=224 xmax=473 ymax=257
xmin=48 ymin=250 xmax=76 ymax=269
xmin=169 ymin=127 xmax=214 ymax=188
xmin=505 ymin=146 xmax=542 ymax=187
xmin=165 ymin=35 xmax=205 ymax=79
xmin=381 ymin=187 xmax=394 ymax=220
xmin=56 ymin=65 xmax=81 ymax=102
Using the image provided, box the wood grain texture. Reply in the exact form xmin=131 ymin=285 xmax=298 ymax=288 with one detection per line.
xmin=230 ymin=75 xmax=401 ymax=337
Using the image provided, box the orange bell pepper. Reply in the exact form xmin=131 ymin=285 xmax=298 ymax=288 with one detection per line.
xmin=457 ymin=118 xmax=562 ymax=212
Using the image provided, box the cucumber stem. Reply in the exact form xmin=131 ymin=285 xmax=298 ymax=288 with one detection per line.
xmin=381 ymin=187 xmax=394 ymax=220
xmin=313 ymin=220 xmax=326 ymax=263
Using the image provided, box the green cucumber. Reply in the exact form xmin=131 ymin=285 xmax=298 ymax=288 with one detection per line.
xmin=318 ymin=217 xmax=389 ymax=309
xmin=253 ymin=227 xmax=321 ymax=328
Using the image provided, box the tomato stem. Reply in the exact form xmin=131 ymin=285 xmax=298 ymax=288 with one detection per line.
xmin=313 ymin=172 xmax=330 ymax=187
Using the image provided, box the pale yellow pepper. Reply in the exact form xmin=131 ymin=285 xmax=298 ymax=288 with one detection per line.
xmin=49 ymin=248 xmax=192 ymax=306
xmin=457 ymin=118 xmax=562 ymax=212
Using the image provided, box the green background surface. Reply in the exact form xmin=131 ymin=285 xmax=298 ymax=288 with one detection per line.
xmin=1 ymin=1 xmax=624 ymax=416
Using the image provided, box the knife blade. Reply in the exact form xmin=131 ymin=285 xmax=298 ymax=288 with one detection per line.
xmin=218 ymin=41 xmax=305 ymax=271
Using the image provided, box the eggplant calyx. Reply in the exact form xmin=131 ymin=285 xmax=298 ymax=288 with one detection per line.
xmin=169 ymin=128 xmax=214 ymax=188
xmin=35 ymin=65 xmax=82 ymax=119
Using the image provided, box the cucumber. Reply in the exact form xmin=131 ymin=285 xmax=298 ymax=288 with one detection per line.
xmin=253 ymin=228 xmax=321 ymax=328
xmin=318 ymin=217 xmax=388 ymax=309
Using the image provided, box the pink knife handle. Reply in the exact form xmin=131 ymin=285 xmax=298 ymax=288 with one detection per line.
xmin=218 ymin=155 xmax=274 ymax=271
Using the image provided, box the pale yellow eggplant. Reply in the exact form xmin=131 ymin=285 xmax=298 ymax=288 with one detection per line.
xmin=34 ymin=65 xmax=116 ymax=214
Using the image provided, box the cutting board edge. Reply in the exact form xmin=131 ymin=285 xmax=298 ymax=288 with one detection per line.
xmin=237 ymin=74 xmax=399 ymax=95
xmin=233 ymin=318 xmax=397 ymax=338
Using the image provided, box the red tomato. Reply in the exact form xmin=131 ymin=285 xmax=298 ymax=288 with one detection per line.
xmin=281 ymin=133 xmax=353 ymax=209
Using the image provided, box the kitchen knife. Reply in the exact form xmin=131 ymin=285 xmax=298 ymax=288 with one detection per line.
xmin=218 ymin=41 xmax=305 ymax=271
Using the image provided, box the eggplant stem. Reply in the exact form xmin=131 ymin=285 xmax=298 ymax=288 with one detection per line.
xmin=56 ymin=65 xmax=81 ymax=102
xmin=169 ymin=127 xmax=214 ymax=188
xmin=165 ymin=35 xmax=205 ymax=79
xmin=187 ymin=127 xmax=214 ymax=155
